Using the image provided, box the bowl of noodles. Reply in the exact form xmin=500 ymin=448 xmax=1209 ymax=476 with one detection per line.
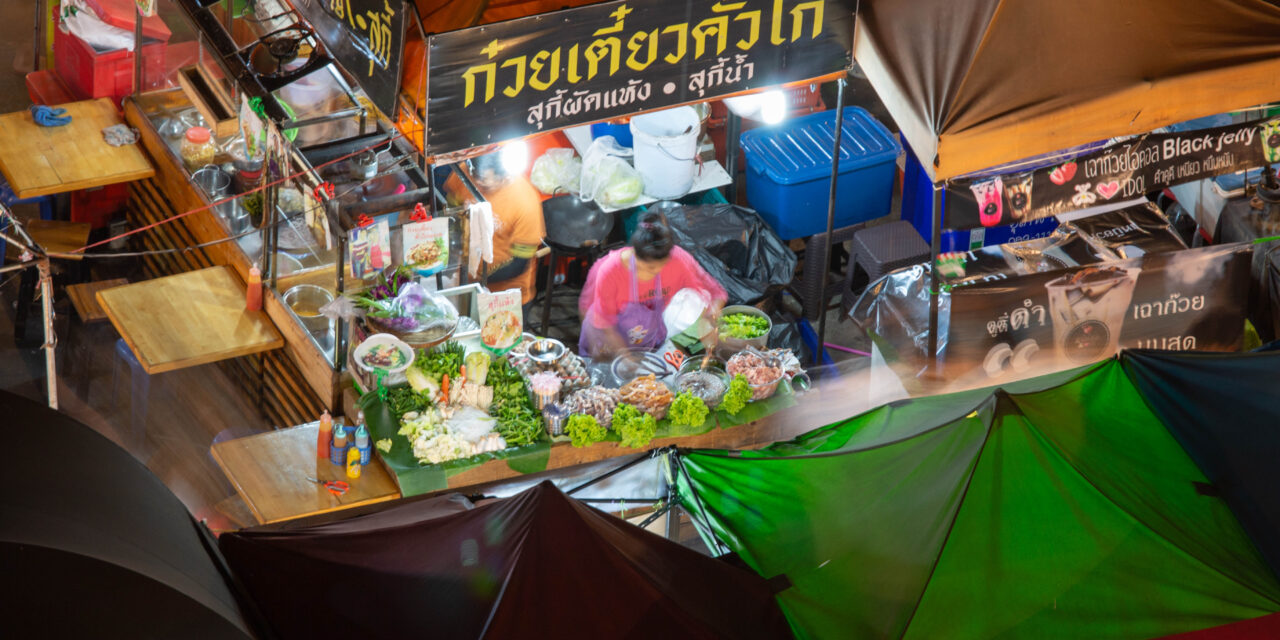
xmin=480 ymin=310 xmax=521 ymax=352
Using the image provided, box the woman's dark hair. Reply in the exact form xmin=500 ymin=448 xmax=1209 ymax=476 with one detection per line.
xmin=630 ymin=211 xmax=674 ymax=261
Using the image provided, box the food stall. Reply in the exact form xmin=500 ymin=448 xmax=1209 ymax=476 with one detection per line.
xmin=118 ymin=0 xmax=450 ymax=426
xmin=852 ymin=0 xmax=1280 ymax=382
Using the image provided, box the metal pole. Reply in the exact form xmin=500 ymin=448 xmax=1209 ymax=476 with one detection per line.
xmin=33 ymin=0 xmax=42 ymax=72
xmin=133 ymin=7 xmax=143 ymax=98
xmin=814 ymin=76 xmax=847 ymax=367
xmin=725 ymin=112 xmax=741 ymax=203
xmin=926 ymin=185 xmax=943 ymax=375
xmin=38 ymin=259 xmax=57 ymax=409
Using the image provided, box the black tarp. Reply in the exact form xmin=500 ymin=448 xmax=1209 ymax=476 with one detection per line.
xmin=664 ymin=204 xmax=798 ymax=306
xmin=220 ymin=481 xmax=792 ymax=639
xmin=1122 ymin=349 xmax=1280 ymax=580
xmin=0 ymin=392 xmax=254 ymax=639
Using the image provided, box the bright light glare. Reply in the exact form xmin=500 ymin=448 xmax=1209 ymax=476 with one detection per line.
xmin=500 ymin=141 xmax=529 ymax=175
xmin=760 ymin=90 xmax=787 ymax=124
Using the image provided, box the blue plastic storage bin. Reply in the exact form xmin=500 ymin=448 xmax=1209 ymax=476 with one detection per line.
xmin=740 ymin=106 xmax=900 ymax=239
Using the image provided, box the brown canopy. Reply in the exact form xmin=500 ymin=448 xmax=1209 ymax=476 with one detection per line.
xmin=854 ymin=0 xmax=1280 ymax=182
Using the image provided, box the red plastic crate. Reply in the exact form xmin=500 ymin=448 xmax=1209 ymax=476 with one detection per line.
xmin=54 ymin=17 xmax=166 ymax=106
xmin=72 ymin=183 xmax=130 ymax=229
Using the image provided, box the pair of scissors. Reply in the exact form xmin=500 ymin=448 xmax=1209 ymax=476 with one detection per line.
xmin=663 ymin=350 xmax=686 ymax=370
xmin=306 ymin=477 xmax=349 ymax=496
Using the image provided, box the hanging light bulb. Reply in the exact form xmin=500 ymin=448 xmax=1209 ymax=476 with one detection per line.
xmin=759 ymin=90 xmax=788 ymax=125
xmin=500 ymin=140 xmax=530 ymax=176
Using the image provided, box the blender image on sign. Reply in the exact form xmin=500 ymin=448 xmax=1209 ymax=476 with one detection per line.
xmin=1044 ymin=266 xmax=1139 ymax=363
xmin=970 ymin=177 xmax=1004 ymax=227
xmin=1006 ymin=172 xmax=1033 ymax=220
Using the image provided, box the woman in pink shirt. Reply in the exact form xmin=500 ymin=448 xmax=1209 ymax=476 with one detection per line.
xmin=579 ymin=211 xmax=727 ymax=358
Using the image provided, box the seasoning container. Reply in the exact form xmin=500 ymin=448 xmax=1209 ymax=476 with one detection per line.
xmin=345 ymin=446 xmax=362 ymax=479
xmin=543 ymin=403 xmax=568 ymax=436
xmin=317 ymin=410 xmax=332 ymax=460
xmin=180 ymin=126 xmax=217 ymax=172
xmin=330 ymin=425 xmax=349 ymax=466
xmin=355 ymin=424 xmax=371 ymax=465
xmin=245 ymin=264 xmax=262 ymax=311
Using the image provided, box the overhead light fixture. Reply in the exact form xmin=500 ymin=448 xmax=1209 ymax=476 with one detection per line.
xmin=724 ymin=90 xmax=789 ymax=125
xmin=500 ymin=140 xmax=529 ymax=175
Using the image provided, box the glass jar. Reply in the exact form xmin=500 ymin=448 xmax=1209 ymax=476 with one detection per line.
xmin=180 ymin=127 xmax=217 ymax=172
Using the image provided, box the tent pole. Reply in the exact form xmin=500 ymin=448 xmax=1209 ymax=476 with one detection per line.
xmin=564 ymin=451 xmax=657 ymax=495
xmin=926 ymin=185 xmax=943 ymax=375
xmin=725 ymin=112 xmax=741 ymax=203
xmin=814 ymin=75 xmax=847 ymax=367
xmin=39 ymin=258 xmax=57 ymax=410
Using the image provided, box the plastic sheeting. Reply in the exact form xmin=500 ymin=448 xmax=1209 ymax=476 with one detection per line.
xmin=662 ymin=204 xmax=797 ymax=306
xmin=849 ymin=203 xmax=1185 ymax=372
xmin=674 ymin=356 xmax=1280 ymax=639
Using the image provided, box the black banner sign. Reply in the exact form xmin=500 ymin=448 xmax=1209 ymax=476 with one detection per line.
xmin=944 ymin=117 xmax=1280 ymax=231
xmin=424 ymin=0 xmax=854 ymax=157
xmin=943 ymin=243 xmax=1251 ymax=384
xmin=294 ymin=0 xmax=407 ymax=116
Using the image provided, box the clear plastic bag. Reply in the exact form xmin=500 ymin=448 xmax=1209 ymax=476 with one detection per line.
xmin=579 ymin=136 xmax=643 ymax=208
xmin=530 ymin=148 xmax=582 ymax=195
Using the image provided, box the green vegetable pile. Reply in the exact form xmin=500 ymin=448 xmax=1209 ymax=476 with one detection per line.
xmin=721 ymin=374 xmax=752 ymax=415
xmin=385 ymin=385 xmax=431 ymax=416
xmin=613 ymin=403 xmax=657 ymax=449
xmin=488 ymin=358 xmax=543 ymax=447
xmin=566 ymin=414 xmax=606 ymax=448
xmin=668 ymin=391 xmax=709 ymax=427
xmin=719 ymin=313 xmax=770 ymax=339
xmin=415 ymin=340 xmax=465 ymax=382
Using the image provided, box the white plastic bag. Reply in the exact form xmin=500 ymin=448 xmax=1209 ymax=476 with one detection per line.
xmin=579 ymin=136 xmax=643 ymax=208
xmin=61 ymin=0 xmax=138 ymax=52
xmin=530 ymin=148 xmax=582 ymax=195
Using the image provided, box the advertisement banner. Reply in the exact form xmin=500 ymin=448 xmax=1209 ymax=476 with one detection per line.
xmin=424 ymin=0 xmax=854 ymax=157
xmin=293 ymin=0 xmax=407 ymax=116
xmin=943 ymin=243 xmax=1251 ymax=385
xmin=944 ymin=116 xmax=1280 ymax=230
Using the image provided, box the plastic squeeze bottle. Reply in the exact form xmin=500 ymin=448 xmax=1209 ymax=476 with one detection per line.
xmin=246 ymin=263 xmax=263 ymax=311
xmin=345 ymin=446 xmax=362 ymax=479
xmin=317 ymin=411 xmax=332 ymax=460
xmin=330 ymin=425 xmax=348 ymax=466
xmin=355 ymin=424 xmax=372 ymax=465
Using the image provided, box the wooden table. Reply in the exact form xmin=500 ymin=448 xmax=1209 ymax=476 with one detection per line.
xmin=26 ymin=219 xmax=91 ymax=256
xmin=212 ymin=422 xmax=401 ymax=524
xmin=97 ymin=266 xmax=284 ymax=374
xmin=0 ymin=98 xmax=155 ymax=199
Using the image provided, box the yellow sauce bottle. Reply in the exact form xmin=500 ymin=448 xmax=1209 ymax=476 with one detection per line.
xmin=345 ymin=446 xmax=362 ymax=479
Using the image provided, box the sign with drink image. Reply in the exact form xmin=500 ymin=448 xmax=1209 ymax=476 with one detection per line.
xmin=943 ymin=243 xmax=1251 ymax=383
xmin=946 ymin=115 xmax=1280 ymax=230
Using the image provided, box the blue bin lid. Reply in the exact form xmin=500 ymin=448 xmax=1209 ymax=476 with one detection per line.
xmin=740 ymin=106 xmax=901 ymax=185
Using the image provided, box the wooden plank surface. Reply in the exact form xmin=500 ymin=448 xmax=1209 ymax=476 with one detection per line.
xmin=66 ymin=278 xmax=128 ymax=323
xmin=0 ymin=98 xmax=155 ymax=198
xmin=96 ymin=266 xmax=284 ymax=374
xmin=211 ymin=421 xmax=400 ymax=524
xmin=26 ymin=219 xmax=91 ymax=257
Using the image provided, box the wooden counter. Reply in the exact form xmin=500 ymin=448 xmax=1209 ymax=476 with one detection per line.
xmin=122 ymin=94 xmax=339 ymax=426
xmin=212 ymin=421 xmax=400 ymax=524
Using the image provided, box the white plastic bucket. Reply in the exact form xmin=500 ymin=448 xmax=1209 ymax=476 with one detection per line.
xmin=630 ymin=107 xmax=700 ymax=199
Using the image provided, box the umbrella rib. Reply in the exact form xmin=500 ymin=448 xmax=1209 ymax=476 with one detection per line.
xmin=894 ymin=399 xmax=997 ymax=640
xmin=1012 ymin=407 xmax=1280 ymax=609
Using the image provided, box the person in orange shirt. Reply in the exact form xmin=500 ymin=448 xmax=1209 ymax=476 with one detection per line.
xmin=470 ymin=153 xmax=546 ymax=313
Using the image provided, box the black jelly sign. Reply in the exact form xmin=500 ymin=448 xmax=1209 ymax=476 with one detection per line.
xmin=424 ymin=0 xmax=854 ymax=157
xmin=944 ymin=116 xmax=1280 ymax=231
xmin=293 ymin=0 xmax=407 ymax=116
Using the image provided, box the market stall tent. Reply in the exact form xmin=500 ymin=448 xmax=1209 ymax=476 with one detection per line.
xmin=675 ymin=353 xmax=1280 ymax=639
xmin=0 ymin=391 xmax=255 ymax=639
xmin=221 ymin=480 xmax=792 ymax=639
xmin=854 ymin=0 xmax=1280 ymax=182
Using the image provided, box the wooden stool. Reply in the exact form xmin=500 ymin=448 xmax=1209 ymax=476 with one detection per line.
xmin=65 ymin=278 xmax=128 ymax=398
xmin=13 ymin=220 xmax=91 ymax=347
